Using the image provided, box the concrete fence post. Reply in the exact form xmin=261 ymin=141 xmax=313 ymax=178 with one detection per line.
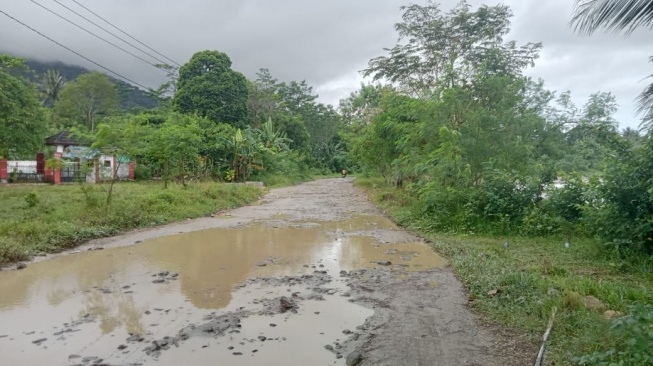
xmin=129 ymin=162 xmax=136 ymax=181
xmin=0 ymin=159 xmax=7 ymax=183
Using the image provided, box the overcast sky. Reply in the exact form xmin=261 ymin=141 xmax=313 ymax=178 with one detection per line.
xmin=1 ymin=0 xmax=650 ymax=129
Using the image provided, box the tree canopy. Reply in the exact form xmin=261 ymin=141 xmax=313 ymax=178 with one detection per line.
xmin=173 ymin=50 xmax=249 ymax=127
xmin=0 ymin=55 xmax=48 ymax=158
xmin=54 ymin=71 xmax=118 ymax=132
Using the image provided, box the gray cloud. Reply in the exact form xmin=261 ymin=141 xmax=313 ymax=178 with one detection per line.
xmin=1 ymin=0 xmax=650 ymax=128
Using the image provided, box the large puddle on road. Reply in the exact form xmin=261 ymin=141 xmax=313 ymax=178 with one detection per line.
xmin=0 ymin=215 xmax=447 ymax=366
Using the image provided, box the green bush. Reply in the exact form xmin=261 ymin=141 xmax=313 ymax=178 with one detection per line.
xmin=589 ymin=141 xmax=653 ymax=254
xmin=24 ymin=193 xmax=39 ymax=208
xmin=546 ymin=174 xmax=587 ymax=222
xmin=573 ymin=304 xmax=653 ymax=365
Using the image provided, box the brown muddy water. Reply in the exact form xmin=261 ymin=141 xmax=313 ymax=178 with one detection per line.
xmin=0 ymin=215 xmax=447 ymax=366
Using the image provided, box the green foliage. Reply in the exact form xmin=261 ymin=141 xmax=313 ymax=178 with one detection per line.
xmin=223 ymin=119 xmax=292 ymax=182
xmin=587 ymin=138 xmax=653 ymax=254
xmin=54 ymin=72 xmax=119 ymax=132
xmin=173 ymin=50 xmax=249 ymax=126
xmin=38 ymin=69 xmax=66 ymax=107
xmin=24 ymin=193 xmax=39 ymax=208
xmin=345 ymin=0 xmax=652 ymax=262
xmin=573 ymin=304 xmax=653 ymax=365
xmin=0 ymin=55 xmax=48 ymax=158
xmin=546 ymin=174 xmax=587 ymax=222
xmin=363 ymin=0 xmax=540 ymax=95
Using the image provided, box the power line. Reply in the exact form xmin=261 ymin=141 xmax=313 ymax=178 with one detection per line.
xmin=0 ymin=9 xmax=150 ymax=90
xmin=68 ymin=0 xmax=181 ymax=67
xmin=51 ymin=0 xmax=173 ymax=67
xmin=28 ymin=0 xmax=165 ymax=72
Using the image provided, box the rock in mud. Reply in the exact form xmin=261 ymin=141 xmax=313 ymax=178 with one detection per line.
xmin=183 ymin=310 xmax=251 ymax=339
xmin=152 ymin=279 xmax=166 ymax=284
xmin=16 ymin=262 xmax=27 ymax=270
xmin=377 ymin=261 xmax=392 ymax=266
xmin=346 ymin=350 xmax=363 ymax=366
xmin=260 ymin=296 xmax=298 ymax=315
xmin=126 ymin=334 xmax=144 ymax=342
xmin=278 ymin=297 xmax=296 ymax=313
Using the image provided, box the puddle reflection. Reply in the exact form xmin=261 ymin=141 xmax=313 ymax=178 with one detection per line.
xmin=0 ymin=215 xmax=447 ymax=365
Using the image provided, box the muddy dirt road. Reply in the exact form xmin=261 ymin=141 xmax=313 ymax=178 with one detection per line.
xmin=0 ymin=178 xmax=524 ymax=365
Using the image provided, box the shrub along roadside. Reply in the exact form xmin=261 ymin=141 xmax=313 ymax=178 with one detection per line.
xmin=355 ymin=177 xmax=653 ymax=365
xmin=0 ymin=182 xmax=262 ymax=264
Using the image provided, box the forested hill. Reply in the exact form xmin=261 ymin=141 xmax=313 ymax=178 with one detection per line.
xmin=22 ymin=58 xmax=157 ymax=110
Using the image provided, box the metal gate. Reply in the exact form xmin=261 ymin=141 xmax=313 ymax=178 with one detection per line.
xmin=61 ymin=162 xmax=83 ymax=183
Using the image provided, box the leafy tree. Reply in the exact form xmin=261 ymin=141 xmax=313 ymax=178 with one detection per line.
xmin=553 ymin=92 xmax=624 ymax=172
xmin=173 ymin=50 xmax=248 ymax=127
xmin=148 ymin=114 xmax=203 ymax=187
xmin=0 ymin=56 xmax=48 ymax=158
xmin=148 ymin=64 xmax=178 ymax=107
xmin=622 ymin=126 xmax=643 ymax=146
xmin=54 ymin=72 xmax=118 ymax=132
xmin=572 ymin=0 xmax=653 ymax=127
xmin=364 ymin=0 xmax=541 ymax=96
xmin=339 ymin=83 xmax=389 ymax=127
xmin=39 ymin=69 xmax=66 ymax=107
xmin=248 ymin=69 xmax=281 ymax=127
xmin=247 ymin=70 xmax=311 ymax=150
xmin=93 ymin=118 xmax=148 ymax=204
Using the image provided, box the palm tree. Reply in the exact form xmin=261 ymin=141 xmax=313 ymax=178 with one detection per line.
xmin=572 ymin=0 xmax=653 ymax=128
xmin=39 ymin=69 xmax=66 ymax=107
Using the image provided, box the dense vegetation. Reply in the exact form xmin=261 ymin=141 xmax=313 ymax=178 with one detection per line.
xmin=343 ymin=1 xmax=653 ymax=364
xmin=342 ymin=1 xmax=651 ymax=256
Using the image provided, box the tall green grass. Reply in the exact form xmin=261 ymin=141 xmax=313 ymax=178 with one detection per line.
xmin=0 ymin=182 xmax=262 ymax=263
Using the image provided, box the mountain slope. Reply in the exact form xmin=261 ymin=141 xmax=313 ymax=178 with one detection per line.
xmin=22 ymin=59 xmax=158 ymax=110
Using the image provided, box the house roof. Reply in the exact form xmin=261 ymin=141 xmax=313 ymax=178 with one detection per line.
xmin=44 ymin=131 xmax=89 ymax=146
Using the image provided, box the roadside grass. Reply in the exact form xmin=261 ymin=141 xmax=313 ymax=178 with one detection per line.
xmin=0 ymin=182 xmax=262 ymax=264
xmin=355 ymin=176 xmax=653 ymax=365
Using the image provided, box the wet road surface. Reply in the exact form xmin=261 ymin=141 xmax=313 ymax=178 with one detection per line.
xmin=0 ymin=178 xmax=525 ymax=366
